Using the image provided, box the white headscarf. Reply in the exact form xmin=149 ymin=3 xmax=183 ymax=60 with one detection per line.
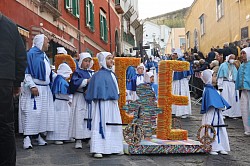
xmin=144 ymin=72 xmax=154 ymax=83
xmin=32 ymin=34 xmax=45 ymax=50
xmin=241 ymin=47 xmax=250 ymax=61
xmin=201 ymin=69 xmax=214 ymax=85
xmin=97 ymin=52 xmax=112 ymax=70
xmin=78 ymin=52 xmax=93 ymax=69
xmin=57 ymin=47 xmax=67 ymax=54
xmin=210 ymin=60 xmax=219 ymax=67
xmin=57 ymin=63 xmax=73 ymax=79
xmin=225 ymin=54 xmax=234 ymax=62
xmin=173 ymin=48 xmax=184 ymax=59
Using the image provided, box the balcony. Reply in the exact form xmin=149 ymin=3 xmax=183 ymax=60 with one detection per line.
xmin=130 ymin=12 xmax=140 ymax=29
xmin=124 ymin=6 xmax=134 ymax=20
xmin=123 ymin=32 xmax=135 ymax=46
xmin=115 ymin=0 xmax=125 ymax=14
xmin=40 ymin=0 xmax=61 ymax=21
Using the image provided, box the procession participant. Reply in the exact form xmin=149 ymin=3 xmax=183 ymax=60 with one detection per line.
xmin=200 ymin=69 xmax=231 ymax=155
xmin=130 ymin=63 xmax=145 ymax=100
xmin=57 ymin=47 xmax=67 ymax=55
xmin=171 ymin=48 xmax=192 ymax=119
xmin=19 ymin=34 xmax=55 ymax=149
xmin=236 ymin=47 xmax=250 ymax=136
xmin=210 ymin=60 xmax=219 ymax=89
xmin=85 ymin=52 xmax=123 ymax=158
xmin=69 ymin=52 xmax=94 ymax=149
xmin=125 ymin=66 xmax=136 ymax=101
xmin=217 ymin=54 xmax=241 ymax=118
xmin=0 ymin=12 xmax=27 ymax=165
xmin=144 ymin=72 xmax=158 ymax=99
xmin=46 ymin=63 xmax=72 ymax=145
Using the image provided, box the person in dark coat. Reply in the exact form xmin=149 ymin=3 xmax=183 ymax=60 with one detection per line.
xmin=0 ymin=12 xmax=27 ymax=165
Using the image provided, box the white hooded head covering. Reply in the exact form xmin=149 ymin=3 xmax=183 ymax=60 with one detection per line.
xmin=32 ymin=34 xmax=46 ymax=50
xmin=173 ymin=48 xmax=184 ymax=59
xmin=78 ymin=52 xmax=93 ymax=69
xmin=57 ymin=63 xmax=73 ymax=79
xmin=241 ymin=47 xmax=250 ymax=61
xmin=57 ymin=47 xmax=67 ymax=54
xmin=97 ymin=52 xmax=113 ymax=70
xmin=225 ymin=54 xmax=234 ymax=62
xmin=144 ymin=72 xmax=154 ymax=83
xmin=136 ymin=63 xmax=145 ymax=74
xmin=201 ymin=69 xmax=214 ymax=85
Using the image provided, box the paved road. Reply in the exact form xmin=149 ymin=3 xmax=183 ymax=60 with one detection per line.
xmin=16 ymin=103 xmax=250 ymax=166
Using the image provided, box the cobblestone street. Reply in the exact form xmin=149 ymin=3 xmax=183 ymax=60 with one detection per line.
xmin=16 ymin=103 xmax=250 ymax=166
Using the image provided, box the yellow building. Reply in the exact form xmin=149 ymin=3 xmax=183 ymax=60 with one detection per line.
xmin=165 ymin=28 xmax=186 ymax=54
xmin=185 ymin=0 xmax=250 ymax=55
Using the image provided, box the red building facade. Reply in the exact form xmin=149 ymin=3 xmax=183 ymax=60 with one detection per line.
xmin=0 ymin=0 xmax=121 ymax=61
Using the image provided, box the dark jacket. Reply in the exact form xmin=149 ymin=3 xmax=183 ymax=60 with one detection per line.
xmin=0 ymin=13 xmax=27 ymax=87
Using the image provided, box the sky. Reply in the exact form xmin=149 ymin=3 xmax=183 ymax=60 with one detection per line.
xmin=138 ymin=0 xmax=194 ymax=19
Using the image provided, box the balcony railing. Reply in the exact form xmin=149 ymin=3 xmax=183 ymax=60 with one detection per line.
xmin=123 ymin=32 xmax=135 ymax=46
xmin=115 ymin=0 xmax=124 ymax=14
xmin=40 ymin=0 xmax=61 ymax=20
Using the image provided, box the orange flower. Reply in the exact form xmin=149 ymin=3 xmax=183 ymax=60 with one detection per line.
xmin=114 ymin=57 xmax=141 ymax=124
xmin=157 ymin=60 xmax=189 ymax=140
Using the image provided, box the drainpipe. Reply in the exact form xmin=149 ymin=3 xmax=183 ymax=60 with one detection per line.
xmin=78 ymin=17 xmax=81 ymax=53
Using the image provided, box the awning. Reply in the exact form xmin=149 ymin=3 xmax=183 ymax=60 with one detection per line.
xmin=41 ymin=28 xmax=77 ymax=52
xmin=18 ymin=26 xmax=29 ymax=38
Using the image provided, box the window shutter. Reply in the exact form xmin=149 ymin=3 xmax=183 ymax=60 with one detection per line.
xmin=100 ymin=14 xmax=104 ymax=39
xmin=72 ymin=0 xmax=79 ymax=18
xmin=85 ymin=0 xmax=89 ymax=26
xmin=90 ymin=3 xmax=95 ymax=31
xmin=104 ymin=18 xmax=108 ymax=42
xmin=65 ymin=0 xmax=70 ymax=9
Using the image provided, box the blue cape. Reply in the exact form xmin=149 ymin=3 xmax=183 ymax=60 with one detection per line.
xmin=150 ymin=83 xmax=158 ymax=99
xmin=217 ymin=62 xmax=237 ymax=81
xmin=131 ymin=74 xmax=144 ymax=91
xmin=85 ymin=68 xmax=119 ymax=102
xmin=52 ymin=75 xmax=69 ymax=95
xmin=26 ymin=46 xmax=46 ymax=81
xmin=173 ymin=58 xmax=190 ymax=80
xmin=69 ymin=68 xmax=93 ymax=94
xmin=236 ymin=61 xmax=250 ymax=90
xmin=126 ymin=66 xmax=136 ymax=91
xmin=201 ymin=84 xmax=231 ymax=114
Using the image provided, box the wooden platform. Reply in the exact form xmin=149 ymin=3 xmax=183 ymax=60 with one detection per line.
xmin=123 ymin=135 xmax=210 ymax=154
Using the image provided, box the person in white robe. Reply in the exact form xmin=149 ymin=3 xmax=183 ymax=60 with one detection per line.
xmin=129 ymin=63 xmax=145 ymax=101
xmin=46 ymin=63 xmax=72 ymax=145
xmin=200 ymin=69 xmax=231 ymax=155
xmin=171 ymin=48 xmax=192 ymax=118
xmin=69 ymin=53 xmax=95 ymax=149
xmin=19 ymin=34 xmax=55 ymax=149
xmin=217 ymin=54 xmax=241 ymax=118
xmin=235 ymin=47 xmax=250 ymax=136
xmin=85 ymin=52 xmax=123 ymax=158
xmin=57 ymin=47 xmax=67 ymax=55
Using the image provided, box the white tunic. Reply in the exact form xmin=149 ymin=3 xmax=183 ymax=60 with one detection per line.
xmin=90 ymin=72 xmax=123 ymax=154
xmin=217 ymin=78 xmax=241 ymax=118
xmin=240 ymin=90 xmax=250 ymax=133
xmin=201 ymin=108 xmax=230 ymax=152
xmin=172 ymin=78 xmax=192 ymax=116
xmin=126 ymin=75 xmax=144 ymax=101
xmin=69 ymin=73 xmax=93 ymax=139
xmin=19 ymin=58 xmax=55 ymax=135
xmin=46 ymin=93 xmax=72 ymax=140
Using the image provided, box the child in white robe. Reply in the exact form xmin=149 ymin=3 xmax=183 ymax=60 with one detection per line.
xmin=200 ymin=69 xmax=231 ymax=155
xmin=85 ymin=52 xmax=123 ymax=158
xmin=69 ymin=53 xmax=94 ymax=149
xmin=46 ymin=63 xmax=72 ymax=144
